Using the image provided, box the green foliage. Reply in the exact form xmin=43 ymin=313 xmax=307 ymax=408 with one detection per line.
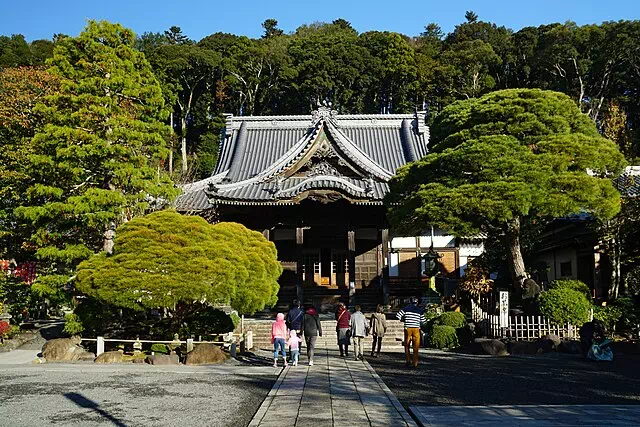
xmin=428 ymin=325 xmax=460 ymax=349
xmin=549 ymin=279 xmax=592 ymax=299
xmin=229 ymin=312 xmax=241 ymax=329
xmin=150 ymin=343 xmax=169 ymax=354
xmin=538 ymin=288 xmax=591 ymax=325
xmin=76 ymin=211 xmax=282 ymax=314
xmin=0 ymin=275 xmax=36 ymax=319
xmin=593 ymin=305 xmax=623 ymax=337
xmin=179 ymin=306 xmax=236 ymax=338
xmin=433 ymin=311 xmax=467 ymax=328
xmin=387 ymin=89 xmax=625 ymax=284
xmin=8 ymin=21 xmax=178 ymax=313
xmin=62 ymin=313 xmax=85 ymax=336
xmin=626 ymin=266 xmax=640 ymax=296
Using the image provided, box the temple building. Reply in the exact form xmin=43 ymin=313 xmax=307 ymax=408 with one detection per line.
xmin=176 ymin=107 xmax=484 ymax=309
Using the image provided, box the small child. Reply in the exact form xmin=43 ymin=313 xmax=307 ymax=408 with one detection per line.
xmin=287 ymin=330 xmax=302 ymax=366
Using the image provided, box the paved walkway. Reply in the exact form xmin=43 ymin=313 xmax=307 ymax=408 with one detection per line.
xmin=249 ymin=343 xmax=416 ymax=427
xmin=0 ymin=350 xmax=39 ymax=365
xmin=409 ymin=405 xmax=640 ymax=426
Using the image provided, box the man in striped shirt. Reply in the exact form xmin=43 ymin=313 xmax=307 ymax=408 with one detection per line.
xmin=396 ymin=297 xmax=426 ymax=368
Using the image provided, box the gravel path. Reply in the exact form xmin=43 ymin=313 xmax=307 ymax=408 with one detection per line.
xmin=368 ymin=349 xmax=640 ymax=407
xmin=0 ymin=363 xmax=278 ymax=426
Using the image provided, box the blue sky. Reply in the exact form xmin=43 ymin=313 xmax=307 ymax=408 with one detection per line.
xmin=2 ymin=0 xmax=639 ymax=41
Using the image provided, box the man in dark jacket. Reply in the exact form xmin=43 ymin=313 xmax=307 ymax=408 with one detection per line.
xmin=303 ymin=305 xmax=322 ymax=366
xmin=286 ymin=299 xmax=304 ymax=334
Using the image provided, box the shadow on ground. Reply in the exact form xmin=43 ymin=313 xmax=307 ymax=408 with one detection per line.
xmin=368 ymin=350 xmax=640 ymax=407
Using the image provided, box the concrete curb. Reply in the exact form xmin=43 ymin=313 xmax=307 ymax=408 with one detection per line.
xmin=363 ymin=359 xmax=418 ymax=426
xmin=248 ymin=365 xmax=287 ymax=426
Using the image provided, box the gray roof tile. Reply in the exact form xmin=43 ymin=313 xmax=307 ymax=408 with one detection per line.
xmin=176 ymin=111 xmax=429 ymax=210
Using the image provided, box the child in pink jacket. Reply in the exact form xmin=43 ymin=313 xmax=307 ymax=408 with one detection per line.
xmin=287 ymin=330 xmax=302 ymax=366
xmin=271 ymin=312 xmax=288 ymax=367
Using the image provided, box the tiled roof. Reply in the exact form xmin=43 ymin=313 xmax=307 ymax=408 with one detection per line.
xmin=615 ymin=166 xmax=640 ymax=197
xmin=176 ymin=109 xmax=429 ymax=210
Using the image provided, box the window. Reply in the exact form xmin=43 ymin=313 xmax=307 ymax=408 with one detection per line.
xmin=560 ymin=261 xmax=572 ymax=277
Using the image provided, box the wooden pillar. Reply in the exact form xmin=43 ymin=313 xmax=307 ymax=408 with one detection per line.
xmin=381 ymin=229 xmax=390 ymax=306
xmin=296 ymin=227 xmax=304 ymax=303
xmin=348 ymin=229 xmax=356 ymax=304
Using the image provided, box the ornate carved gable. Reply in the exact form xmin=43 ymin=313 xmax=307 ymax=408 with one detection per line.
xmin=280 ymin=126 xmax=369 ymax=180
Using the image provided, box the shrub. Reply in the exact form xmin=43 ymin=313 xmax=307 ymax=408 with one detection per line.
xmin=150 ymin=343 xmax=169 ymax=355
xmin=0 ymin=321 xmax=10 ymax=338
xmin=179 ymin=306 xmax=236 ymax=338
xmin=428 ymin=325 xmax=460 ymax=349
xmin=434 ymin=311 xmax=467 ymax=328
xmin=626 ymin=266 xmax=640 ymax=296
xmin=459 ymin=261 xmax=494 ymax=298
xmin=230 ymin=312 xmax=241 ymax=330
xmin=63 ymin=313 xmax=85 ymax=336
xmin=7 ymin=325 xmax=20 ymax=339
xmin=549 ymin=279 xmax=592 ymax=300
xmin=612 ymin=297 xmax=640 ymax=334
xmin=593 ymin=305 xmax=623 ymax=337
xmin=538 ymin=288 xmax=591 ymax=325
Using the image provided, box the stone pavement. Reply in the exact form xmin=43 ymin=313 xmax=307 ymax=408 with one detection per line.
xmin=0 ymin=349 xmax=40 ymax=365
xmin=249 ymin=342 xmax=416 ymax=426
xmin=409 ymin=405 xmax=640 ymax=426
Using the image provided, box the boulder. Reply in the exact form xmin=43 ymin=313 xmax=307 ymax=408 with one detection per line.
xmin=41 ymin=337 xmax=87 ymax=362
xmin=185 ymin=343 xmax=228 ymax=365
xmin=537 ymin=334 xmax=561 ymax=353
xmin=147 ymin=354 xmax=179 ymax=365
xmin=474 ymin=338 xmax=508 ymax=356
xmin=94 ymin=351 xmax=123 ymax=364
xmin=558 ymin=340 xmax=582 ymax=354
xmin=509 ymin=341 xmax=538 ymax=355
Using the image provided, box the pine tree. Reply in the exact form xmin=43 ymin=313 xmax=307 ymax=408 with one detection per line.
xmin=14 ymin=21 xmax=178 ymax=298
xmin=387 ymin=89 xmax=626 ymax=288
xmin=76 ymin=211 xmax=281 ymax=315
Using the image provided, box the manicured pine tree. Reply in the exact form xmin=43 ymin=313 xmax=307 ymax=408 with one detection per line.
xmin=14 ymin=21 xmax=179 ymax=299
xmin=387 ymin=89 xmax=626 ymax=287
xmin=76 ymin=211 xmax=282 ymax=317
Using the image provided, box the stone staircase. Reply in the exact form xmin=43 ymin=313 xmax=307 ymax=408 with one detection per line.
xmin=244 ymin=316 xmax=406 ymax=351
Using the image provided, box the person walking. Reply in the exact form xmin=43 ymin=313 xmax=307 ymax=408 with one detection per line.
xmin=286 ymin=299 xmax=304 ymax=336
xmin=287 ymin=330 xmax=302 ymax=366
xmin=271 ymin=312 xmax=288 ymax=368
xmin=336 ymin=302 xmax=351 ymax=357
xmin=302 ymin=304 xmax=322 ymax=366
xmin=396 ymin=297 xmax=425 ymax=368
xmin=350 ymin=305 xmax=368 ymax=361
xmin=369 ymin=304 xmax=387 ymax=357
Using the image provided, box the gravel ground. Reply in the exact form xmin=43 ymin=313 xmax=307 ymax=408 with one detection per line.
xmin=0 ymin=362 xmax=277 ymax=426
xmin=368 ymin=349 xmax=640 ymax=407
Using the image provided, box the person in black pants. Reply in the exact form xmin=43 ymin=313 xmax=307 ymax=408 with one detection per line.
xmin=302 ymin=304 xmax=322 ymax=366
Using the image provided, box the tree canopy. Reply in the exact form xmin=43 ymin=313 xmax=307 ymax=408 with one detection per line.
xmin=76 ymin=211 xmax=282 ymax=314
xmin=9 ymin=21 xmax=177 ymax=300
xmin=387 ymin=89 xmax=626 ymax=285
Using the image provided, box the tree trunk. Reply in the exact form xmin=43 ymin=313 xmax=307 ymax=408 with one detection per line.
xmin=503 ymin=217 xmax=527 ymax=291
xmin=181 ymin=116 xmax=187 ymax=173
xmin=168 ymin=112 xmax=174 ymax=175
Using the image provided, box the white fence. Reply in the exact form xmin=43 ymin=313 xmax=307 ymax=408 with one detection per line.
xmin=81 ymin=331 xmax=252 ymax=357
xmin=471 ymin=298 xmax=579 ymax=341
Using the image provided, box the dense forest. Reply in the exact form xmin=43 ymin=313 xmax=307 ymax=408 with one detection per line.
xmin=1 ymin=12 xmax=639 ymax=180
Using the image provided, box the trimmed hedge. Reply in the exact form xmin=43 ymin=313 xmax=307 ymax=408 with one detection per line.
xmin=428 ymin=325 xmax=460 ymax=349
xmin=433 ymin=311 xmax=467 ymax=328
xmin=150 ymin=343 xmax=169 ymax=354
xmin=538 ymin=288 xmax=591 ymax=325
xmin=549 ymin=279 xmax=591 ymax=299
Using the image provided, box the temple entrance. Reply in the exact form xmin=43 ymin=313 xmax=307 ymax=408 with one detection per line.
xmin=303 ymin=249 xmax=349 ymax=289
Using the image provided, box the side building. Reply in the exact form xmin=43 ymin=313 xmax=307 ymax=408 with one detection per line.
xmin=175 ymin=108 xmax=483 ymax=310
